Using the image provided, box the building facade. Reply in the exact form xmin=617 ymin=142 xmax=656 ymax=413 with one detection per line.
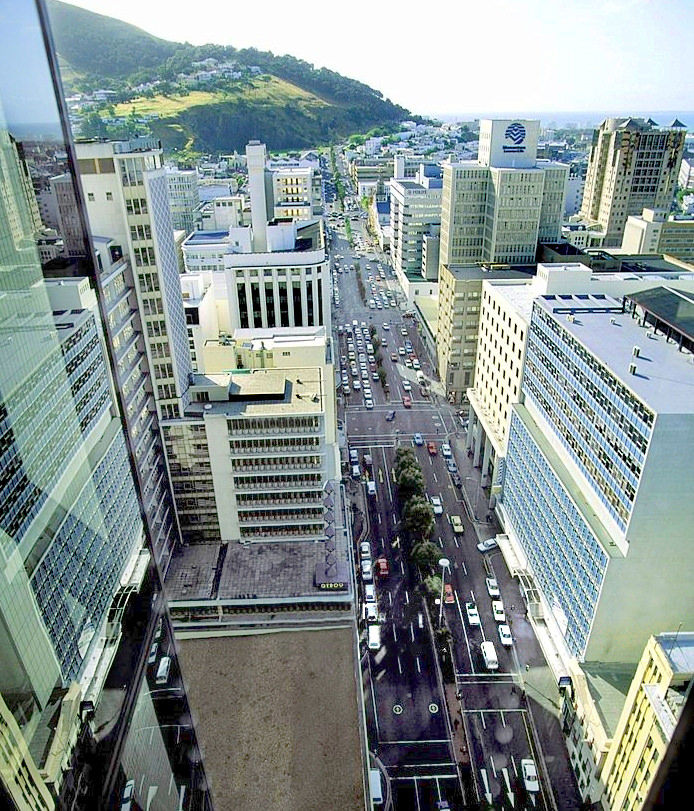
xmin=621 ymin=207 xmax=694 ymax=263
xmin=579 ymin=118 xmax=686 ymax=248
xmin=165 ymin=166 xmax=200 ymax=233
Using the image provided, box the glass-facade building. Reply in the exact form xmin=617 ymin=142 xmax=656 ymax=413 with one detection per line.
xmin=0 ymin=3 xmax=212 ymax=809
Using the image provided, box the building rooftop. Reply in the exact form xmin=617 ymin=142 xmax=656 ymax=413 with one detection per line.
xmin=582 ymin=661 xmax=637 ymax=737
xmin=490 ymin=279 xmax=536 ymax=323
xmin=185 ymin=229 xmax=233 ymax=244
xmin=231 ymin=326 xmax=327 ymax=350
xmin=627 ymin=287 xmax=694 ymax=346
xmin=537 ymin=293 xmax=694 ymax=414
xmin=443 ymin=263 xmax=535 ymax=282
xmin=186 ymin=367 xmax=326 ymax=418
xmin=657 ymin=632 xmax=694 ymax=675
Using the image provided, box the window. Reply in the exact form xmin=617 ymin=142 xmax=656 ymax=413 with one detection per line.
xmin=106 ymin=191 xmax=113 ymax=201
xmin=87 ymin=192 xmax=95 ymax=202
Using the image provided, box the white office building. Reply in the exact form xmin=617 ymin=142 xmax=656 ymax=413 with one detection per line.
xmin=165 ymin=166 xmax=200 ymax=233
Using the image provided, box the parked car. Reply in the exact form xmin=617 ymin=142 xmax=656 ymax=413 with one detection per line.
xmin=360 ymin=541 xmax=371 ymax=560
xmin=365 ymin=399 xmax=374 ymax=409
xmin=465 ymin=602 xmax=480 ymax=626
xmin=446 ymin=459 xmax=458 ymax=474
xmin=486 ymin=577 xmax=500 ymax=597
xmin=413 ymin=432 xmax=423 ymax=446
xmin=441 ymin=443 xmax=452 ymax=458
xmin=452 ymin=473 xmax=463 ymax=489
xmin=450 ymin=515 xmax=464 ymax=534
xmin=498 ymin=624 xmax=513 ymax=647
xmin=521 ymin=759 xmax=540 ymax=793
xmin=492 ymin=600 xmax=506 ymax=622
xmin=364 ymin=584 xmax=376 ymax=603
xmin=444 ymin=584 xmax=455 ymax=604
xmin=366 ymin=603 xmax=378 ymax=622
xmin=477 ymin=538 xmax=499 ymax=553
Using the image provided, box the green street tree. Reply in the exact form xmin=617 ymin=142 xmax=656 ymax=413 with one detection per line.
xmin=410 ymin=540 xmax=441 ymax=569
xmin=378 ymin=368 xmax=387 ymax=388
xmin=396 ymin=466 xmax=425 ymax=501
xmin=422 ymin=574 xmax=442 ymax=597
xmin=394 ymin=448 xmax=418 ymax=478
xmin=403 ymin=496 xmax=435 ymax=539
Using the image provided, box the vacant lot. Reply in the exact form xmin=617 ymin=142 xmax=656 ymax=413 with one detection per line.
xmin=178 ymin=628 xmax=364 ymax=811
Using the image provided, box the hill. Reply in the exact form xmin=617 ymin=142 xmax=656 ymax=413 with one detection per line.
xmin=47 ymin=1 xmax=413 ymax=153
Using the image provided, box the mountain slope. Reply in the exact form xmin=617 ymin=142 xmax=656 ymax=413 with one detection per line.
xmin=47 ymin=1 xmax=412 ymax=152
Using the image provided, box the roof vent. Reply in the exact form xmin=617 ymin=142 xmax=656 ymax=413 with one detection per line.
xmin=647 ymin=331 xmax=656 ymax=339
xmin=567 ymin=314 xmax=575 ymax=323
xmin=629 ymin=363 xmax=637 ymax=375
xmin=204 ymin=404 xmax=212 ymax=410
xmin=632 ymin=345 xmax=641 ymax=358
xmin=610 ymin=317 xmax=617 ymax=325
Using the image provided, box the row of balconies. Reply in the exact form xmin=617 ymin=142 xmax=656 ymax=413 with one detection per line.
xmin=236 ymin=494 xmax=322 ymax=508
xmin=229 ymin=443 xmax=321 ymax=456
xmin=231 ymin=459 xmax=322 ymax=472
xmin=233 ymin=477 xmax=322 ymax=491
xmin=237 ymin=511 xmax=324 ymax=525
xmin=240 ymin=526 xmax=324 ymax=540
xmin=228 ymin=424 xmax=320 ymax=437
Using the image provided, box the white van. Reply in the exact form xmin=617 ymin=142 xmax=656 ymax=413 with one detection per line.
xmin=481 ymin=641 xmax=498 ymax=671
xmin=368 ymin=624 xmax=381 ymax=651
xmin=156 ymin=655 xmax=172 ymax=685
xmin=369 ymin=768 xmax=383 ymax=804
xmin=367 ymin=480 xmax=377 ymax=497
xmin=416 ymin=370 xmax=425 ymax=383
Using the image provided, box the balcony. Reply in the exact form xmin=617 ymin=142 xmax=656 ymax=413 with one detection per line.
xmin=233 ymin=477 xmax=323 ymax=492
xmin=229 ymin=443 xmax=321 ymax=457
xmin=231 ymin=460 xmax=323 ymax=474
xmin=237 ymin=510 xmax=324 ymax=526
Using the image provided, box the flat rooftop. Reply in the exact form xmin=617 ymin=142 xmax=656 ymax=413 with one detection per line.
xmin=536 ymin=294 xmax=694 ymax=414
xmin=657 ymin=631 xmax=694 ymax=675
xmin=232 ymin=326 xmax=327 ymax=349
xmin=186 ymin=368 xmax=326 ymax=418
xmin=184 ymin=230 xmax=231 ymax=244
xmin=444 ymin=263 xmax=535 ymax=282
xmin=582 ymin=662 xmax=636 ymax=737
xmin=178 ymin=629 xmax=364 ymax=811
xmin=492 ymin=280 xmax=536 ymax=323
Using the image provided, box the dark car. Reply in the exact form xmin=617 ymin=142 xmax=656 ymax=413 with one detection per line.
xmin=452 ymin=473 xmax=463 ymax=489
xmin=385 ymin=409 xmax=396 ymax=421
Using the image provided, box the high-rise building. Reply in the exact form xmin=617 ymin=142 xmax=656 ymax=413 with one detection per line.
xmin=165 ymin=166 xmax=200 ymax=233
xmin=499 ymin=291 xmax=694 ymax=663
xmin=75 ymin=138 xmax=193 ymax=422
xmin=439 ymin=120 xmax=568 ymax=267
xmin=390 ymin=164 xmax=442 ymax=282
xmin=579 ymin=118 xmax=686 ymax=248
xmin=621 ymin=207 xmax=694 ymax=263
xmin=0 ymin=3 xmax=211 ymax=808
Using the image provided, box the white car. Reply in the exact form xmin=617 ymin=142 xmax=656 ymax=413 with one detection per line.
xmin=486 ymin=577 xmax=500 ymax=597
xmin=362 ymin=560 xmax=373 ymax=581
xmin=365 ymin=399 xmax=374 ymax=409
xmin=352 ymin=380 xmax=361 ymax=391
xmin=492 ymin=600 xmax=506 ymax=622
xmin=382 ymin=323 xmax=390 ymax=330
xmin=365 ymin=603 xmax=378 ymax=622
xmin=465 ymin=602 xmax=480 ymax=626
xmin=412 ymin=359 xmax=420 ymax=370
xmin=477 ymin=538 xmax=499 ymax=553
xmin=521 ymin=759 xmax=540 ymax=793
xmin=364 ymin=584 xmax=376 ymax=603
xmin=363 ymin=388 xmax=372 ymax=399
xmin=360 ymin=541 xmax=371 ymax=560
xmin=430 ymin=495 xmax=443 ymax=515
xmin=498 ymin=624 xmax=513 ymax=647
xmin=402 ymin=380 xmax=412 ymax=391
xmin=441 ymin=444 xmax=452 ymax=458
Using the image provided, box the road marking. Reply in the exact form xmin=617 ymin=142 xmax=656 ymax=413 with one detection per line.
xmin=461 ymin=560 xmax=468 ymax=576
xmin=416 ymin=657 xmax=421 ymax=673
xmin=375 ymin=668 xmax=387 ymax=682
xmin=378 ymin=513 xmax=382 ymax=524
xmin=428 ymin=702 xmax=439 ymax=713
xmin=400 ymin=560 xmax=405 ymax=575
xmin=388 ymin=591 xmax=393 ymax=606
xmin=433 ymin=472 xmax=438 ymax=483
xmin=479 ymin=710 xmax=486 ymax=729
xmin=404 ymin=589 xmax=409 ymax=604
xmin=392 ymin=513 xmax=397 ymax=526
xmin=502 ymin=767 xmax=515 ymax=808
xmin=490 ymin=755 xmax=497 ymax=778
xmin=480 ymin=769 xmax=493 ymax=805
xmin=438 ymin=536 xmax=444 ymax=548
xmin=377 ymin=739 xmax=451 ymax=744
xmin=393 ymin=704 xmax=403 ymax=715
xmin=501 ymin=710 xmax=506 ymax=727
xmin=397 ymin=656 xmax=403 ymax=674
xmin=366 ymin=648 xmax=380 ymax=738
xmin=410 ymin=623 xmax=415 ymax=642
xmin=393 ymin=623 xmax=398 ymax=642
xmin=453 ymin=536 xmax=459 ymax=548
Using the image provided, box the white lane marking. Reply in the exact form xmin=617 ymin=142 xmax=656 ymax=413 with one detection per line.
xmin=480 ymin=710 xmax=486 ymax=729
xmin=404 ymin=589 xmax=409 ymax=604
xmin=393 ymin=623 xmax=398 ymax=642
xmin=410 ymin=623 xmax=415 ymax=642
xmin=454 ymin=536 xmax=460 ymax=548
xmin=490 ymin=754 xmax=497 ymax=778
xmin=398 ymin=656 xmax=403 ymax=674
xmin=388 ymin=591 xmax=393 ymax=606
xmin=416 ymin=656 xmax=421 ymax=673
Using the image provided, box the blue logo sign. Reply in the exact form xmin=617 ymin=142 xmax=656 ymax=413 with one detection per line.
xmin=503 ymin=122 xmax=526 ymax=153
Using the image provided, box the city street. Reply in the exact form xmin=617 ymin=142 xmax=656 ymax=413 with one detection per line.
xmin=327 ymin=195 xmax=576 ymax=810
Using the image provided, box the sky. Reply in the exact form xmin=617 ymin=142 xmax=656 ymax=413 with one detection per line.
xmin=60 ymin=0 xmax=693 ymax=118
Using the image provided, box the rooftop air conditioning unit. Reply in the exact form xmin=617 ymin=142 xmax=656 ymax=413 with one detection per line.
xmin=632 ymin=345 xmax=640 ymax=357
xmin=629 ymin=363 xmax=637 ymax=375
xmin=610 ymin=317 xmax=617 ymax=325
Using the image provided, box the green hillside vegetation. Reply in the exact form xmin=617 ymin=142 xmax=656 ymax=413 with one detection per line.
xmin=47 ymin=1 xmax=415 ymax=152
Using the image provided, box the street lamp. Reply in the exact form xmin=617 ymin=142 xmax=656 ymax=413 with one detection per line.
xmin=438 ymin=557 xmax=451 ymax=626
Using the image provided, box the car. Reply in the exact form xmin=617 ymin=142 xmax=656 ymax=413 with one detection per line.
xmin=446 ymin=459 xmax=458 ymax=474
xmin=465 ymin=602 xmax=480 ymax=626
xmin=386 ymin=409 xmax=396 ymax=421
xmin=353 ymin=380 xmax=361 ymax=391
xmin=362 ymin=560 xmax=373 ymax=581
xmin=365 ymin=603 xmax=378 ymax=622
xmin=427 ymin=442 xmax=438 ymax=455
xmin=365 ymin=399 xmax=374 ymax=409
xmin=486 ymin=577 xmax=500 ymax=597
xmin=430 ymin=495 xmax=443 ymax=515
xmin=492 ymin=600 xmax=506 ymax=622
xmin=405 ymin=358 xmax=413 ymax=368
xmin=398 ymin=347 xmax=406 ymax=356
xmin=450 ymin=515 xmax=464 ymax=534
xmin=383 ymin=323 xmax=390 ymax=330
xmin=403 ymin=395 xmax=412 ymax=408
xmin=148 ymin=642 xmax=159 ymax=664
xmin=372 ymin=372 xmax=379 ymax=381
xmin=360 ymin=541 xmax=371 ymax=559
xmin=452 ymin=473 xmax=463 ymax=489
xmin=412 ymin=359 xmax=421 ymax=370
xmin=361 ymin=370 xmax=369 ymax=380
xmin=363 ymin=388 xmax=372 ymax=399
xmin=402 ymin=380 xmax=412 ymax=391
xmin=391 ymin=352 xmax=398 ymax=362
xmin=441 ymin=443 xmax=452 ymax=458
xmin=413 ymin=432 xmax=424 ymax=446
xmin=498 ymin=624 xmax=513 ymax=647
xmin=444 ymin=584 xmax=455 ymax=604
xmin=342 ymin=384 xmax=350 ymax=395
xmin=401 ymin=327 xmax=408 ymax=336
xmin=521 ymin=759 xmax=540 ymax=793
xmin=364 ymin=584 xmax=376 ymax=603
xmin=121 ymin=780 xmax=135 ymax=811
xmin=477 ymin=538 xmax=499 ymax=553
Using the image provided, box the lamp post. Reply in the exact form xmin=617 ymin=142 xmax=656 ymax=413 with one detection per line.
xmin=438 ymin=557 xmax=451 ymax=626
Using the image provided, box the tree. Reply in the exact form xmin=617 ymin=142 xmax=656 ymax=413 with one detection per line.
xmin=403 ymin=496 xmax=435 ymax=539
xmin=394 ymin=448 xmax=418 ymax=478
xmin=410 ymin=540 xmax=441 ymax=569
xmin=378 ymin=368 xmax=387 ymax=388
xmin=396 ymin=466 xmax=425 ymax=501
xmin=422 ymin=574 xmax=442 ymax=597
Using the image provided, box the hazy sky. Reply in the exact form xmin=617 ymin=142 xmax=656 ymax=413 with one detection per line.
xmin=60 ymin=0 xmax=692 ymax=116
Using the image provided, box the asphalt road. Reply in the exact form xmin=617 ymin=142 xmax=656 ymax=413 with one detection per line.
xmin=328 ymin=206 xmax=563 ymax=811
